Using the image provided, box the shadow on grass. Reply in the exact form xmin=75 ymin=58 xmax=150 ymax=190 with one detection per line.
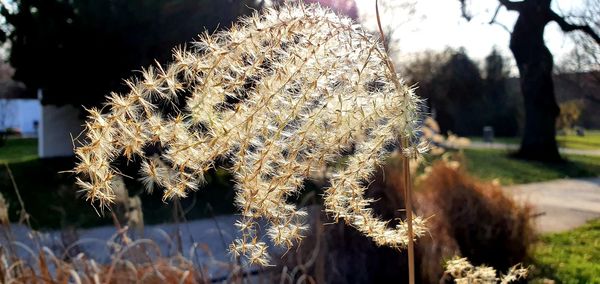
xmin=0 ymin=157 xmax=109 ymax=229
xmin=0 ymin=157 xmax=241 ymax=230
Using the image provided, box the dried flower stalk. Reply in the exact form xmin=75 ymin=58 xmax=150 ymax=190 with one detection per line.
xmin=0 ymin=192 xmax=8 ymax=225
xmin=73 ymin=3 xmax=426 ymax=265
xmin=445 ymin=257 xmax=529 ymax=284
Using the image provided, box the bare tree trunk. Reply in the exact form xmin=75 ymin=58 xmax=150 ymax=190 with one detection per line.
xmin=509 ymin=0 xmax=562 ymax=162
xmin=512 ymin=46 xmax=561 ymax=161
xmin=458 ymin=0 xmax=600 ymax=160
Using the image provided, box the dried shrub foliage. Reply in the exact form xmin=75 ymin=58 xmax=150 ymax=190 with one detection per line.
xmin=0 ymin=219 xmax=245 ymax=284
xmin=72 ymin=3 xmax=426 ymax=265
xmin=417 ymin=161 xmax=534 ymax=283
xmin=279 ymin=158 xmax=533 ymax=283
xmin=278 ymin=158 xmax=412 ymax=283
xmin=0 ymin=249 xmax=211 ymax=284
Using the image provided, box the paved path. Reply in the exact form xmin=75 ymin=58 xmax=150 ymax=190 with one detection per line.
xmin=504 ymin=177 xmax=600 ymax=233
xmin=469 ymin=141 xmax=600 ymax=157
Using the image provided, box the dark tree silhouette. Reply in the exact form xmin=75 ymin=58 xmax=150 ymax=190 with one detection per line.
xmin=0 ymin=0 xmax=259 ymax=106
xmin=482 ymin=48 xmax=520 ymax=137
xmin=432 ymin=49 xmax=484 ymax=136
xmin=401 ymin=49 xmax=487 ymax=136
xmin=461 ymin=0 xmax=600 ymax=161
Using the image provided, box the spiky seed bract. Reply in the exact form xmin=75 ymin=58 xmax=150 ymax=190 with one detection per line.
xmin=73 ymin=3 xmax=426 ymax=265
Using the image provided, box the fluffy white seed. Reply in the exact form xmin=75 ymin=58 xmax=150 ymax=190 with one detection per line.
xmin=73 ymin=3 xmax=425 ymax=265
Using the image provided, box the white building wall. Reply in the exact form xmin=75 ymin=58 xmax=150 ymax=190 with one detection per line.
xmin=0 ymin=98 xmax=42 ymax=136
xmin=39 ymin=104 xmax=84 ymax=158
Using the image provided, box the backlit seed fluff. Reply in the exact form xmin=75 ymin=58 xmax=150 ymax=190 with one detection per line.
xmin=73 ymin=3 xmax=426 ymax=265
xmin=445 ymin=257 xmax=528 ymax=283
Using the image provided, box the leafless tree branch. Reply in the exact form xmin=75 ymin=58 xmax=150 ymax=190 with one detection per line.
xmin=498 ymin=0 xmax=523 ymax=11
xmin=488 ymin=4 xmax=512 ymax=34
xmin=458 ymin=0 xmax=472 ymax=21
xmin=551 ymin=11 xmax=600 ymax=45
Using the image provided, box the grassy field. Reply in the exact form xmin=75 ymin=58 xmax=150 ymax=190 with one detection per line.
xmin=461 ymin=149 xmax=600 ymax=185
xmin=469 ymin=136 xmax=520 ymax=145
xmin=531 ymin=219 xmax=600 ymax=284
xmin=470 ymin=131 xmax=600 ymax=150
xmin=556 ymin=131 xmax=600 ymax=150
xmin=0 ymin=138 xmax=38 ymax=163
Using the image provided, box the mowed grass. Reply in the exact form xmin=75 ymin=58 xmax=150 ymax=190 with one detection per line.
xmin=462 ymin=149 xmax=600 ymax=185
xmin=531 ymin=219 xmax=600 ymax=284
xmin=556 ymin=130 xmax=600 ymax=150
xmin=0 ymin=138 xmax=38 ymax=163
xmin=470 ymin=131 xmax=600 ymax=150
xmin=468 ymin=136 xmax=520 ymax=145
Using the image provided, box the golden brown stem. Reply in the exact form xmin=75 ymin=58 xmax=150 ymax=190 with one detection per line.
xmin=402 ymin=138 xmax=415 ymax=284
xmin=375 ymin=1 xmax=416 ymax=283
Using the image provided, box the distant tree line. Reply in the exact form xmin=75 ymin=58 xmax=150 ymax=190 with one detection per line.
xmin=401 ymin=48 xmax=521 ymax=137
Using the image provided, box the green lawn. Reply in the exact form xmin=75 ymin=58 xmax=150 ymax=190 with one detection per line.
xmin=556 ymin=131 xmax=600 ymax=150
xmin=531 ymin=219 xmax=600 ymax=284
xmin=462 ymin=149 xmax=600 ymax=185
xmin=469 ymin=131 xmax=600 ymax=151
xmin=0 ymin=138 xmax=38 ymax=163
xmin=469 ymin=136 xmax=520 ymax=145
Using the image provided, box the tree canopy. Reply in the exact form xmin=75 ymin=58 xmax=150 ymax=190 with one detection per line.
xmin=0 ymin=0 xmax=259 ymax=106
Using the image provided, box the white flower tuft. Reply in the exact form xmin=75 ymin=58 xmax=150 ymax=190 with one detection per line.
xmin=73 ymin=3 xmax=425 ymax=265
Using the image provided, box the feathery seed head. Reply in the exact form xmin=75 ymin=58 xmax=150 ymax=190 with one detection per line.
xmin=445 ymin=257 xmax=528 ymax=284
xmin=73 ymin=3 xmax=425 ymax=265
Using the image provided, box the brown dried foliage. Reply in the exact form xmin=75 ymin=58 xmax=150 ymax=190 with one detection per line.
xmin=278 ymin=158 xmax=534 ymax=283
xmin=277 ymin=159 xmax=412 ymax=283
xmin=0 ymin=247 xmax=210 ymax=284
xmin=417 ymin=161 xmax=534 ymax=283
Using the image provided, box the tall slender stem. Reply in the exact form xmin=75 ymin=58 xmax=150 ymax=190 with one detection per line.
xmin=402 ymin=138 xmax=415 ymax=284
xmin=3 ymin=162 xmax=31 ymax=228
xmin=375 ymin=1 xmax=415 ymax=283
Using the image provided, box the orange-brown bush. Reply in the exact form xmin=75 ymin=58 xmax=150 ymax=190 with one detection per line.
xmin=277 ymin=158 xmax=411 ymax=284
xmin=417 ymin=161 xmax=534 ymax=283
xmin=278 ymin=157 xmax=534 ymax=283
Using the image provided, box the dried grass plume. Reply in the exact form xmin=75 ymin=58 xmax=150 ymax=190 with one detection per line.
xmin=444 ymin=257 xmax=528 ymax=284
xmin=73 ymin=3 xmax=425 ymax=265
